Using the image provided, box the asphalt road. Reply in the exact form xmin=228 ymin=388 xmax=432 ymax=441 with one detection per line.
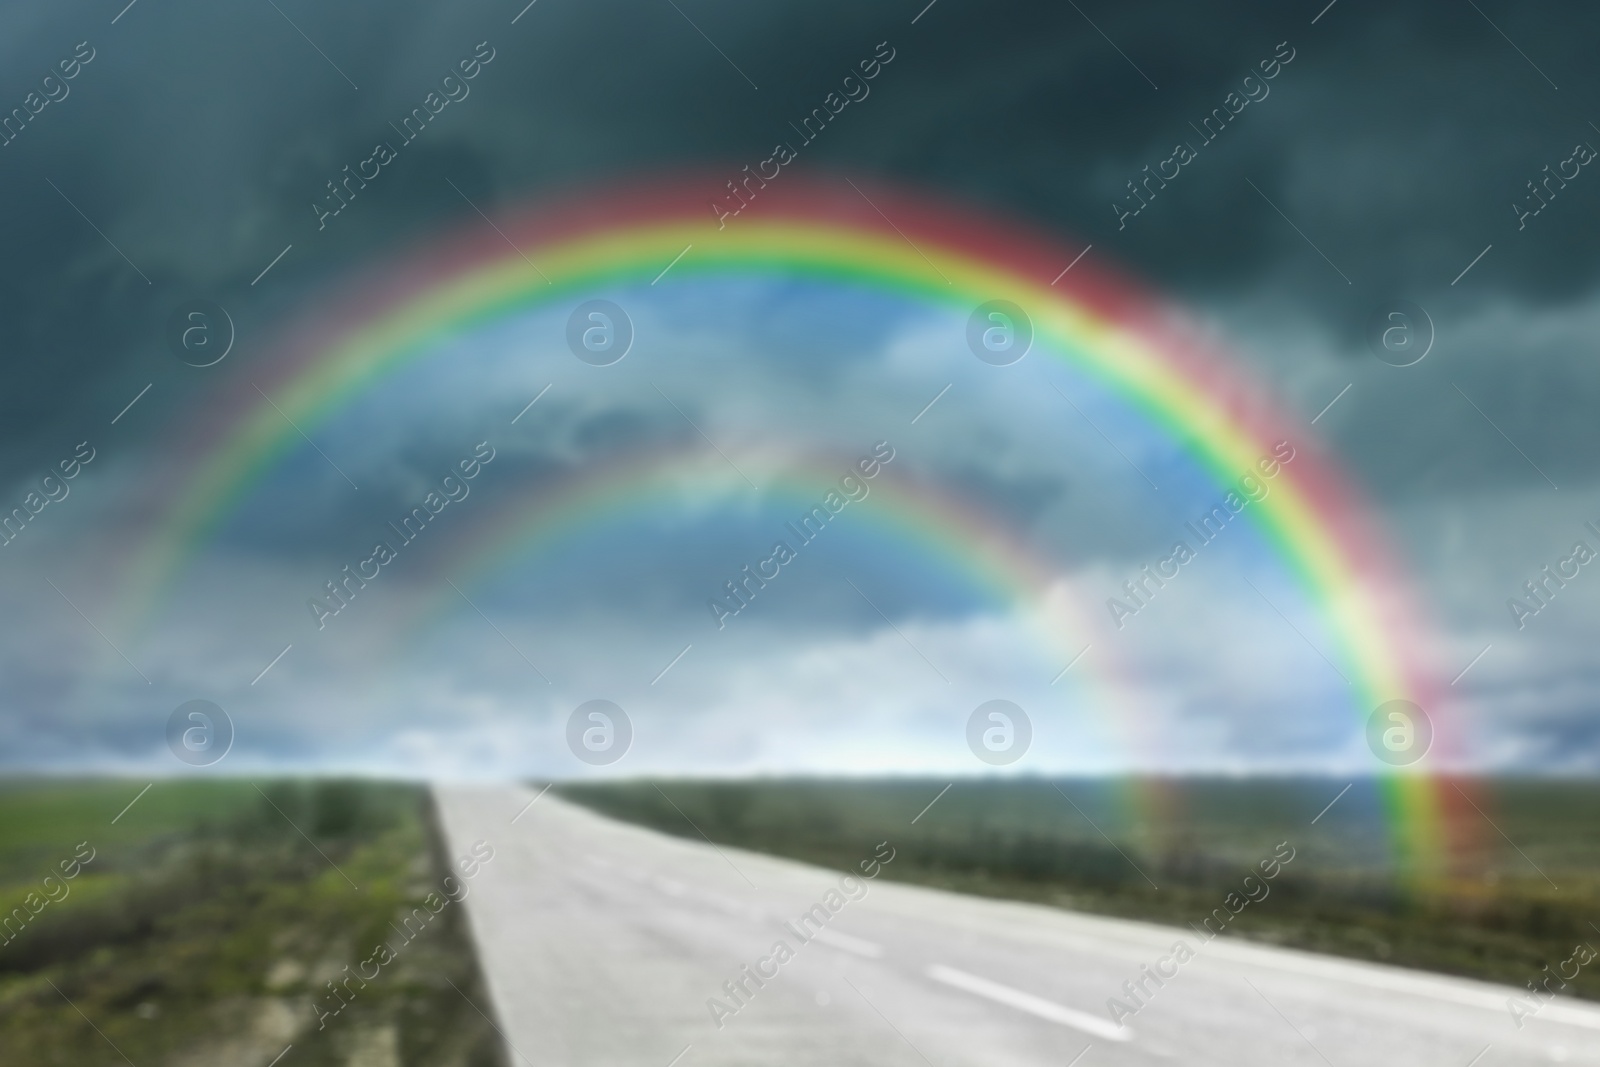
xmin=433 ymin=784 xmax=1600 ymax=1067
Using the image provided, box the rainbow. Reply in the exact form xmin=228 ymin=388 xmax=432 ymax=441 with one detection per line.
xmin=121 ymin=175 xmax=1458 ymax=874
xmin=381 ymin=443 xmax=1145 ymax=793
xmin=403 ymin=444 xmax=1112 ymax=668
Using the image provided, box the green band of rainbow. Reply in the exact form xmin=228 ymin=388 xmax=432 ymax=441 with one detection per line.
xmin=120 ymin=177 xmax=1453 ymax=876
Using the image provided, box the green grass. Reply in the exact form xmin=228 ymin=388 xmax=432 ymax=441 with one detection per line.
xmin=556 ymin=776 xmax=1600 ymax=1000
xmin=0 ymin=778 xmax=505 ymax=1067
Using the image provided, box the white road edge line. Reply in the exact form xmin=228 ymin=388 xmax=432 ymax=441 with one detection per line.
xmin=925 ymin=963 xmax=1131 ymax=1042
xmin=1199 ymin=938 xmax=1600 ymax=1030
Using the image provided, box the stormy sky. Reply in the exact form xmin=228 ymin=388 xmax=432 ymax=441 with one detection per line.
xmin=3 ymin=0 xmax=1599 ymax=777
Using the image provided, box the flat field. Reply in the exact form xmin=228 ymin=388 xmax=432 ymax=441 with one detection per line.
xmin=0 ymin=778 xmax=503 ymax=1067
xmin=558 ymin=776 xmax=1600 ymax=999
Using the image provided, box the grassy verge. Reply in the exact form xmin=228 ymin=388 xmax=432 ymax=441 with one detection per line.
xmin=556 ymin=776 xmax=1600 ymax=1000
xmin=0 ymin=778 xmax=505 ymax=1067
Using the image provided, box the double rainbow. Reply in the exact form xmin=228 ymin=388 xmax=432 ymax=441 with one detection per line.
xmin=123 ymin=176 xmax=1455 ymax=874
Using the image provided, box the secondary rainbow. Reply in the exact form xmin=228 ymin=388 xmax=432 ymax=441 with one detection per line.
xmin=119 ymin=176 xmax=1457 ymax=874
xmin=403 ymin=443 xmax=1110 ymax=662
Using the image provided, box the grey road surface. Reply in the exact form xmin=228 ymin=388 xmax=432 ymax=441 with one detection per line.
xmin=433 ymin=784 xmax=1600 ymax=1067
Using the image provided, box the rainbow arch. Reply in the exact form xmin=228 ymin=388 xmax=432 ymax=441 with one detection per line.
xmin=121 ymin=175 xmax=1456 ymax=875
xmin=388 ymin=445 xmax=1146 ymax=803
xmin=404 ymin=445 xmax=1110 ymax=663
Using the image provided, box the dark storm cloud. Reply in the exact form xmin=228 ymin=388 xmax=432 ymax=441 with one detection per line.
xmin=8 ymin=0 xmax=1600 ymax=777
xmin=209 ymin=390 xmax=697 ymax=561
xmin=1 ymin=1 xmax=1598 ymax=532
xmin=1 ymin=0 xmax=1595 ymax=436
xmin=5 ymin=20 xmax=1580 ymax=544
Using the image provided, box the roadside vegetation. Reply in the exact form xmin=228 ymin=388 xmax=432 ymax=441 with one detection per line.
xmin=558 ymin=776 xmax=1600 ymax=1000
xmin=0 ymin=778 xmax=503 ymax=1067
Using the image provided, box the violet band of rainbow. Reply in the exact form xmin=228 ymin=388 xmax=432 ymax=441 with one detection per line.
xmin=116 ymin=177 xmax=1452 ymax=877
